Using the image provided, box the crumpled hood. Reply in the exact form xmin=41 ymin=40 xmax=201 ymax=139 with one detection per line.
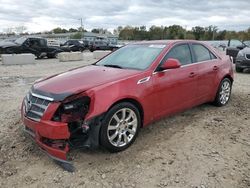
xmin=33 ymin=65 xmax=140 ymax=101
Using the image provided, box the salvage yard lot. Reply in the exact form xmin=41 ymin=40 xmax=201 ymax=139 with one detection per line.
xmin=0 ymin=54 xmax=249 ymax=188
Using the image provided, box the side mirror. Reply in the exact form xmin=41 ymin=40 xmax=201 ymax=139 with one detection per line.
xmin=160 ymin=58 xmax=181 ymax=70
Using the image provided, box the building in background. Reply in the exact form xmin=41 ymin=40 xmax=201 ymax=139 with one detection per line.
xmin=0 ymin=32 xmax=118 ymax=44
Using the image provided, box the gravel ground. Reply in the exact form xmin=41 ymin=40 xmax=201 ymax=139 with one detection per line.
xmin=0 ymin=54 xmax=249 ymax=188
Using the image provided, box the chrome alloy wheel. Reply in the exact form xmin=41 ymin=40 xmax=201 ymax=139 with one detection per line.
xmin=219 ymin=80 xmax=231 ymax=104
xmin=107 ymin=108 xmax=138 ymax=147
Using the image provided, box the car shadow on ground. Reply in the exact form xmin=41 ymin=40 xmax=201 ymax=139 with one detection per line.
xmin=70 ymin=103 xmax=215 ymax=167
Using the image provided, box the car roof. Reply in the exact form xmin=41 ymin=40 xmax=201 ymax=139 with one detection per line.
xmin=131 ymin=40 xmax=202 ymax=45
xmin=26 ymin=37 xmax=44 ymax=39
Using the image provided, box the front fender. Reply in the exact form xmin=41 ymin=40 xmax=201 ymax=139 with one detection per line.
xmin=83 ymin=74 xmax=153 ymax=125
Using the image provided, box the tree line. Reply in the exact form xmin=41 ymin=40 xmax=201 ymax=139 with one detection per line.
xmin=2 ymin=25 xmax=250 ymax=41
xmin=50 ymin=25 xmax=250 ymax=41
xmin=115 ymin=25 xmax=250 ymax=41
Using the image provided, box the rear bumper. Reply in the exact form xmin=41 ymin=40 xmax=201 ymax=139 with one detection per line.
xmin=22 ymin=112 xmax=70 ymax=162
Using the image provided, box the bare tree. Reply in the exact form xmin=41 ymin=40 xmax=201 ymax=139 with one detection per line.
xmin=3 ymin=27 xmax=14 ymax=34
xmin=14 ymin=26 xmax=27 ymax=34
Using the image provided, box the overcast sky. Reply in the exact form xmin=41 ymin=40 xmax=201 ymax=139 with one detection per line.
xmin=0 ymin=0 xmax=249 ymax=33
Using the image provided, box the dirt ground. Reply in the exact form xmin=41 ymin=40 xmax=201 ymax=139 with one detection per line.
xmin=0 ymin=54 xmax=249 ymax=188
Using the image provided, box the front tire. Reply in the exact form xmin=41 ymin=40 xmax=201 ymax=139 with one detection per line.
xmin=100 ymin=102 xmax=141 ymax=152
xmin=213 ymin=78 xmax=232 ymax=107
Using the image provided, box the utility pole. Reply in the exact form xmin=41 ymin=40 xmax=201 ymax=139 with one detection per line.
xmin=212 ymin=26 xmax=216 ymax=41
xmin=79 ymin=18 xmax=83 ymax=39
xmin=184 ymin=25 xmax=187 ymax=39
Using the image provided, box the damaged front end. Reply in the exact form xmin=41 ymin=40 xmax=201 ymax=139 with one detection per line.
xmin=52 ymin=95 xmax=102 ymax=150
xmin=21 ymin=91 xmax=102 ymax=172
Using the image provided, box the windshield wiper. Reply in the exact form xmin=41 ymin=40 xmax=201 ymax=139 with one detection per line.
xmin=103 ymin=64 xmax=123 ymax=69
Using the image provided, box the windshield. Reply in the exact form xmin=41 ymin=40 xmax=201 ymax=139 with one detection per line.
xmin=96 ymin=44 xmax=165 ymax=70
xmin=14 ymin=37 xmax=27 ymax=45
xmin=244 ymin=41 xmax=250 ymax=47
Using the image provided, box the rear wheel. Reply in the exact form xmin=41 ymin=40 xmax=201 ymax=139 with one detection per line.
xmin=100 ymin=102 xmax=141 ymax=152
xmin=36 ymin=52 xmax=42 ymax=59
xmin=235 ymin=66 xmax=243 ymax=73
xmin=213 ymin=78 xmax=232 ymax=107
xmin=54 ymin=52 xmax=59 ymax=59
xmin=47 ymin=52 xmax=59 ymax=58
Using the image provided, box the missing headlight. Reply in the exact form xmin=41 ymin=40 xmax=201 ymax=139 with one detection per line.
xmin=52 ymin=96 xmax=90 ymax=123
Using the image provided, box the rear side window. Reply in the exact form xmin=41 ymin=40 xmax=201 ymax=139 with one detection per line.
xmin=164 ymin=44 xmax=192 ymax=65
xmin=192 ymin=44 xmax=216 ymax=62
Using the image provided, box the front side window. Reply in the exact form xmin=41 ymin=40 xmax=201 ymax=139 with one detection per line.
xmin=192 ymin=44 xmax=213 ymax=62
xmin=96 ymin=44 xmax=165 ymax=70
xmin=162 ymin=44 xmax=192 ymax=65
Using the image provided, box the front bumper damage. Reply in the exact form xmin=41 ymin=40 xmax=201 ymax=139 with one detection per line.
xmin=21 ymin=94 xmax=102 ymax=172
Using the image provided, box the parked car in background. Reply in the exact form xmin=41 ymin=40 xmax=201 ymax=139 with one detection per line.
xmin=21 ymin=40 xmax=233 ymax=170
xmin=0 ymin=37 xmax=18 ymax=45
xmin=235 ymin=47 xmax=250 ymax=72
xmin=205 ymin=40 xmax=228 ymax=51
xmin=0 ymin=37 xmax=63 ymax=58
xmin=88 ymin=41 xmax=117 ymax=52
xmin=243 ymin=40 xmax=250 ymax=47
xmin=60 ymin=39 xmax=85 ymax=52
xmin=108 ymin=42 xmax=125 ymax=50
xmin=205 ymin=39 xmax=247 ymax=63
xmin=82 ymin=40 xmax=90 ymax=48
xmin=226 ymin=39 xmax=247 ymax=63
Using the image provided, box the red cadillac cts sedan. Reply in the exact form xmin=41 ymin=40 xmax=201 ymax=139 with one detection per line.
xmin=21 ymin=40 xmax=233 ymax=167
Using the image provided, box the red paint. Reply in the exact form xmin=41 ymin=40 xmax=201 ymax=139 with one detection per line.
xmin=21 ymin=40 xmax=234 ymax=161
xmin=161 ymin=58 xmax=181 ymax=69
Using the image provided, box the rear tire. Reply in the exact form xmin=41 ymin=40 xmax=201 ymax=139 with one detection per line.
xmin=213 ymin=78 xmax=232 ymax=107
xmin=100 ymin=102 xmax=141 ymax=152
xmin=235 ymin=66 xmax=243 ymax=73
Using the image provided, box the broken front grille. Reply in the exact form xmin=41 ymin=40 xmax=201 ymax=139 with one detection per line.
xmin=24 ymin=92 xmax=53 ymax=122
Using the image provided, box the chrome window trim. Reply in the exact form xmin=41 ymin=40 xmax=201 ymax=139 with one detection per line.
xmin=152 ymin=60 xmax=216 ymax=75
xmin=31 ymin=92 xmax=54 ymax=101
xmin=191 ymin=43 xmax=219 ymax=61
xmin=152 ymin=41 xmax=219 ymax=75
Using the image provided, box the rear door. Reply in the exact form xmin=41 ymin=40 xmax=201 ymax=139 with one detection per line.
xmin=37 ymin=39 xmax=48 ymax=53
xmin=152 ymin=43 xmax=199 ymax=119
xmin=191 ymin=43 xmax=220 ymax=103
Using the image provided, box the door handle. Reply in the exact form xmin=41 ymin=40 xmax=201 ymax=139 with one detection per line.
xmin=213 ymin=66 xmax=218 ymax=70
xmin=189 ymin=72 xmax=196 ymax=78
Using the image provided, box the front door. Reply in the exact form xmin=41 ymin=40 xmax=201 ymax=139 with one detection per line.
xmin=152 ymin=43 xmax=198 ymax=119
